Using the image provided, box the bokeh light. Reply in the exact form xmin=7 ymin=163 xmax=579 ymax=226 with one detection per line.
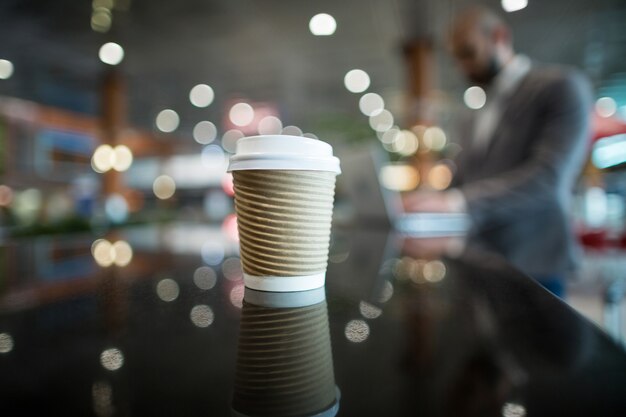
xmin=156 ymin=278 xmax=180 ymax=302
xmin=221 ymin=129 xmax=244 ymax=153
xmin=222 ymin=257 xmax=243 ymax=281
xmin=501 ymin=0 xmax=528 ymax=13
xmin=100 ymin=348 xmax=124 ymax=371
xmin=229 ymin=102 xmax=254 ymax=126
xmin=112 ymin=240 xmax=133 ymax=267
xmin=229 ymin=284 xmax=244 ymax=308
xmin=91 ymin=8 xmax=112 ymax=33
xmin=395 ymin=130 xmax=419 ymax=156
xmin=189 ymin=84 xmax=215 ymax=108
xmin=344 ymin=69 xmax=370 ymax=93
xmin=464 ymin=86 xmax=486 ymax=109
xmin=155 ymin=109 xmax=180 ymax=133
xmin=193 ymin=266 xmax=217 ymax=290
xmin=379 ymin=164 xmax=420 ymax=191
xmin=281 ymin=125 xmax=303 ymax=136
xmin=153 ymin=175 xmax=176 ymax=199
xmin=422 ymin=127 xmax=447 ymax=151
xmin=112 ymin=145 xmax=133 ymax=172
xmin=201 ymin=240 xmax=225 ymax=265
xmin=190 ymin=305 xmax=215 ymax=328
xmin=0 ymin=185 xmax=14 ymax=206
xmin=258 ymin=116 xmax=283 ymax=135
xmin=98 ymin=42 xmax=124 ymax=65
xmin=369 ymin=109 xmax=394 ymax=132
xmin=423 ymin=260 xmax=446 ymax=282
xmin=359 ymin=301 xmax=383 ymax=319
xmin=428 ymin=163 xmax=453 ymax=190
xmin=502 ymin=402 xmax=527 ymax=417
xmin=92 ymin=144 xmax=114 ymax=173
xmin=104 ymin=194 xmax=129 ymax=223
xmin=0 ymin=59 xmax=14 ymax=79
xmin=303 ymin=132 xmax=319 ymax=139
xmin=378 ymin=281 xmax=394 ymax=303
xmin=0 ymin=333 xmax=14 ymax=353
xmin=359 ymin=92 xmax=384 ymax=116
xmin=309 ymin=13 xmax=336 ymax=36
xmin=193 ymin=121 xmax=217 ymax=144
xmin=344 ymin=320 xmax=370 ymax=343
xmin=92 ymin=239 xmax=114 ymax=267
xmin=596 ymin=97 xmax=617 ymax=118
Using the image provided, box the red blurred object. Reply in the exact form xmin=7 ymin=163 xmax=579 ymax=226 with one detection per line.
xmin=591 ymin=113 xmax=626 ymax=142
xmin=222 ymin=173 xmax=235 ymax=196
xmin=222 ymin=213 xmax=239 ymax=242
xmin=578 ymin=229 xmax=609 ymax=249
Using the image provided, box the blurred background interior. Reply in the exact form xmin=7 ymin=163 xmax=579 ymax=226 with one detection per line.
xmin=1 ymin=0 xmax=626 ymax=344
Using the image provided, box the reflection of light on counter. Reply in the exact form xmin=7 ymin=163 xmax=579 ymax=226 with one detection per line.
xmin=359 ymin=301 xmax=382 ymax=319
xmin=281 ymin=125 xmax=303 ymax=136
xmin=193 ymin=266 xmax=217 ymax=290
xmin=155 ymin=109 xmax=180 ymax=133
xmin=202 ymin=240 xmax=225 ymax=265
xmin=422 ymin=127 xmax=447 ymax=151
xmin=193 ymin=121 xmax=217 ymax=144
xmin=153 ymin=175 xmax=176 ymax=199
xmin=189 ymin=84 xmax=215 ymax=108
xmin=359 ymin=92 xmax=384 ymax=116
xmin=427 ymin=163 xmax=453 ymax=190
xmin=379 ymin=164 xmax=420 ymax=192
xmin=156 ymin=278 xmax=180 ymax=302
xmin=344 ymin=320 xmax=370 ymax=343
xmin=0 ymin=333 xmax=14 ymax=353
xmin=229 ymin=284 xmax=244 ymax=308
xmin=502 ymin=402 xmax=526 ymax=417
xmin=0 ymin=185 xmax=14 ymax=206
xmin=377 ymin=281 xmax=394 ymax=303
xmin=229 ymin=103 xmax=255 ymax=127
xmin=423 ymin=260 xmax=446 ymax=282
xmin=100 ymin=348 xmax=124 ymax=371
xmin=222 ymin=257 xmax=243 ymax=281
xmin=344 ymin=69 xmax=370 ymax=93
xmin=92 ymin=381 xmax=113 ymax=417
xmin=190 ymin=305 xmax=215 ymax=328
xmin=464 ymin=86 xmax=486 ymax=109
xmin=309 ymin=13 xmax=336 ymax=36
xmin=222 ymin=213 xmax=239 ymax=241
xmin=258 ymin=116 xmax=283 ymax=135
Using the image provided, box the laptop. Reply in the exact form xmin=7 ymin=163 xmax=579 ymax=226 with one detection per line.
xmin=338 ymin=145 xmax=470 ymax=237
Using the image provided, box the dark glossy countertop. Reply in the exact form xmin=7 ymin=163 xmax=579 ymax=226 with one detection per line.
xmin=1 ymin=224 xmax=625 ymax=417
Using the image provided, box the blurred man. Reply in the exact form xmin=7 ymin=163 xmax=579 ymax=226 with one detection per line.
xmin=404 ymin=6 xmax=592 ymax=292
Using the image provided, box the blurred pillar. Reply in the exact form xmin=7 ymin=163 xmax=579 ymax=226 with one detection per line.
xmin=101 ymin=69 xmax=126 ymax=196
xmin=403 ymin=38 xmax=435 ymax=126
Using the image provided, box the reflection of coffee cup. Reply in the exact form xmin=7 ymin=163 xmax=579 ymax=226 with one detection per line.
xmin=232 ymin=288 xmax=340 ymax=417
xmin=228 ymin=135 xmax=341 ymax=292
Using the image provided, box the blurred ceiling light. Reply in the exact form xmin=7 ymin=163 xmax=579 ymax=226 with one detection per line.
xmin=221 ymin=129 xmax=244 ymax=153
xmin=281 ymin=125 xmax=303 ymax=136
xmin=98 ymin=42 xmax=124 ymax=65
xmin=309 ymin=13 xmax=337 ymax=36
xmin=190 ymin=305 xmax=215 ymax=328
xmin=344 ymin=319 xmax=370 ymax=343
xmin=193 ymin=266 xmax=217 ymax=290
xmin=501 ymin=0 xmax=528 ymax=12
xmin=359 ymin=92 xmax=384 ymax=116
xmin=0 ymin=185 xmax=14 ymax=207
xmin=112 ymin=240 xmax=133 ymax=267
xmin=92 ymin=144 xmax=114 ymax=173
xmin=193 ymin=121 xmax=217 ymax=144
xmin=463 ymin=86 xmax=486 ymax=109
xmin=379 ymin=164 xmax=420 ymax=191
xmin=91 ymin=8 xmax=112 ymax=33
xmin=155 ymin=109 xmax=180 ymax=133
xmin=0 ymin=59 xmax=14 ymax=80
xmin=229 ymin=102 xmax=254 ymax=127
xmin=428 ymin=163 xmax=453 ymax=190
xmin=344 ymin=69 xmax=370 ymax=93
xmin=303 ymin=132 xmax=319 ymax=139
xmin=189 ymin=84 xmax=215 ymax=108
xmin=258 ymin=116 xmax=283 ymax=135
xmin=395 ymin=130 xmax=419 ymax=156
xmin=153 ymin=175 xmax=176 ymax=199
xmin=92 ymin=239 xmax=115 ymax=267
xmin=359 ymin=301 xmax=382 ymax=319
xmin=595 ymin=97 xmax=617 ymax=118
xmin=112 ymin=145 xmax=133 ymax=171
xmin=422 ymin=126 xmax=447 ymax=151
xmin=100 ymin=348 xmax=124 ymax=371
xmin=369 ymin=109 xmax=394 ymax=132
xmin=156 ymin=278 xmax=180 ymax=302
xmin=0 ymin=333 xmax=14 ymax=354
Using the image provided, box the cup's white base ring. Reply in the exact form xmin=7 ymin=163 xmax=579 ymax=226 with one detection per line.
xmin=243 ymin=272 xmax=326 ymax=292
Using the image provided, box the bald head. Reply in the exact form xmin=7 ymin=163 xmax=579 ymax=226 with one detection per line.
xmin=449 ymin=6 xmax=515 ymax=85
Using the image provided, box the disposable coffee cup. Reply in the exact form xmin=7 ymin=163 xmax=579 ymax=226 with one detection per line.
xmin=228 ymin=135 xmax=341 ymax=292
xmin=232 ymin=289 xmax=339 ymax=417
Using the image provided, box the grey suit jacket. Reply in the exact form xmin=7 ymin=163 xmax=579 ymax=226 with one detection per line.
xmin=453 ymin=65 xmax=592 ymax=277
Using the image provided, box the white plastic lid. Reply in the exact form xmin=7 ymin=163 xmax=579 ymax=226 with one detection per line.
xmin=227 ymin=135 xmax=341 ymax=174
